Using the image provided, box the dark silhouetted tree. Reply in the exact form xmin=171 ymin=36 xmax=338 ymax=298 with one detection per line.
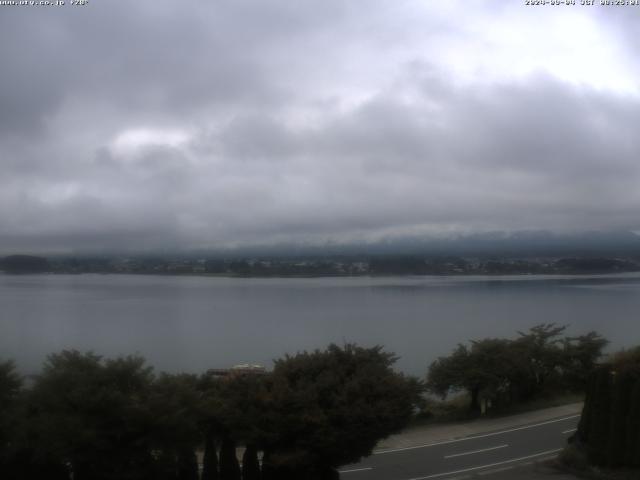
xmin=606 ymin=369 xmax=634 ymax=467
xmin=201 ymin=433 xmax=219 ymax=480
xmin=148 ymin=373 xmax=203 ymax=479
xmin=200 ymin=369 xmax=267 ymax=480
xmin=242 ymin=444 xmax=260 ymax=480
xmin=177 ymin=449 xmax=199 ymax=480
xmin=625 ymin=382 xmax=640 ymax=467
xmin=27 ymin=351 xmax=155 ymax=480
xmin=427 ymin=339 xmax=515 ymax=412
xmin=512 ymin=323 xmax=567 ymax=399
xmin=427 ymin=324 xmax=606 ymax=413
xmin=260 ymin=344 xmax=421 ymax=478
xmin=0 ymin=360 xmax=24 ymax=479
xmin=561 ymin=331 xmax=608 ymax=391
xmin=219 ymin=436 xmax=241 ymax=480
xmin=575 ymin=347 xmax=640 ymax=468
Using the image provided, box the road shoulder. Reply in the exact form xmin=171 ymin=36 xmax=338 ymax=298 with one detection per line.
xmin=376 ymin=403 xmax=583 ymax=452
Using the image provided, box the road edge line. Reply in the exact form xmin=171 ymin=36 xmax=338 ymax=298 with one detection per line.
xmin=405 ymin=448 xmax=563 ymax=480
xmin=374 ymin=415 xmax=579 ymax=455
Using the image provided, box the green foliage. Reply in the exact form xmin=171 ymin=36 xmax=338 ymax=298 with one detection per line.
xmin=427 ymin=344 xmax=469 ymax=398
xmin=212 ymin=372 xmax=268 ymax=444
xmin=510 ymin=323 xmax=568 ymax=400
xmin=260 ymin=344 xmax=422 ymax=472
xmin=427 ymin=324 xmax=607 ymax=413
xmin=27 ymin=351 xmax=156 ymax=480
xmin=148 ymin=372 xmax=203 ymax=479
xmin=607 ymin=369 xmax=634 ymax=467
xmin=219 ymin=437 xmax=241 ymax=480
xmin=427 ymin=339 xmax=516 ymax=412
xmin=611 ymin=346 xmax=640 ymax=370
xmin=148 ymin=373 xmax=202 ymax=450
xmin=0 ymin=360 xmax=21 ymax=405
xmin=176 ymin=449 xmax=199 ymax=480
xmin=585 ymin=367 xmax=613 ymax=465
xmin=562 ymin=331 xmax=609 ymax=391
xmin=201 ymin=434 xmax=219 ymax=480
xmin=0 ymin=360 xmax=23 ymax=476
xmin=242 ymin=445 xmax=260 ymax=480
xmin=575 ymin=347 xmax=640 ymax=469
xmin=626 ymin=382 xmax=640 ymax=467
xmin=1 ymin=343 xmax=421 ymax=478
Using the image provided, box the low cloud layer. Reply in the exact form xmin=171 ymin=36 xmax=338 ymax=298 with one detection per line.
xmin=1 ymin=1 xmax=639 ymax=252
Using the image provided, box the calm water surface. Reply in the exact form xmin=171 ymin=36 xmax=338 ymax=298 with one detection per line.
xmin=2 ymin=273 xmax=640 ymax=375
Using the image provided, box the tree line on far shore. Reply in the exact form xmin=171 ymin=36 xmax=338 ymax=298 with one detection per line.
xmin=2 ymin=253 xmax=639 ymax=277
xmin=0 ymin=324 xmax=610 ymax=480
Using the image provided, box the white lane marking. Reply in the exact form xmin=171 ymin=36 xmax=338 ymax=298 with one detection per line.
xmin=339 ymin=467 xmax=373 ymax=474
xmin=562 ymin=428 xmax=577 ymax=434
xmin=444 ymin=444 xmax=508 ymax=459
xmin=375 ymin=415 xmax=580 ymax=455
xmin=478 ymin=466 xmax=514 ymax=475
xmin=404 ymin=448 xmax=563 ymax=480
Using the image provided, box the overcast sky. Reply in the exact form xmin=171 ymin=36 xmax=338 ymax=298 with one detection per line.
xmin=1 ymin=1 xmax=639 ymax=253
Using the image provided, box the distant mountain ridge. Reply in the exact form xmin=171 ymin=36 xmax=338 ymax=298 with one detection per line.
xmin=186 ymin=229 xmax=640 ymax=258
xmin=2 ymin=230 xmax=640 ymax=262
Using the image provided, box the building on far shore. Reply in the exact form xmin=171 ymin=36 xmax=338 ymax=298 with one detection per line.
xmin=206 ymin=364 xmax=267 ymax=378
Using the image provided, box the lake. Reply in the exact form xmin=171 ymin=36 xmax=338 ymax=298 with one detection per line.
xmin=2 ymin=273 xmax=640 ymax=376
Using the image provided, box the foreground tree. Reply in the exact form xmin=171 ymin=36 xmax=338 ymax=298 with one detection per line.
xmin=199 ymin=369 xmax=267 ymax=480
xmin=427 ymin=339 xmax=515 ymax=412
xmin=260 ymin=344 xmax=422 ymax=479
xmin=0 ymin=361 xmax=23 ymax=477
xmin=201 ymin=434 xmax=219 ymax=480
xmin=511 ymin=323 xmax=568 ymax=400
xmin=573 ymin=346 xmax=640 ymax=469
xmin=148 ymin=373 xmax=203 ymax=480
xmin=561 ymin=331 xmax=609 ymax=391
xmin=219 ymin=436 xmax=241 ymax=480
xmin=0 ymin=360 xmax=21 ymax=440
xmin=427 ymin=325 xmax=608 ymax=412
xmin=2 ymin=343 xmax=426 ymax=479
xmin=242 ymin=444 xmax=261 ymax=480
xmin=1 ymin=358 xmax=69 ymax=480
xmin=27 ymin=351 xmax=156 ymax=480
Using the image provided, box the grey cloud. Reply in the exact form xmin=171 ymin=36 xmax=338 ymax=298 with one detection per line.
xmin=1 ymin=1 xmax=640 ymax=252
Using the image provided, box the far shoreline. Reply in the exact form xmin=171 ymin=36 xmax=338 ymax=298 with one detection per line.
xmin=3 ymin=270 xmax=640 ymax=280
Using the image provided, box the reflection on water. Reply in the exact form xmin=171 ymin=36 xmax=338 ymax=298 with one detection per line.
xmin=1 ymin=273 xmax=639 ymax=375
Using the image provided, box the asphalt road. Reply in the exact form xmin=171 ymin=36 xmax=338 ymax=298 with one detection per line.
xmin=339 ymin=414 xmax=580 ymax=480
